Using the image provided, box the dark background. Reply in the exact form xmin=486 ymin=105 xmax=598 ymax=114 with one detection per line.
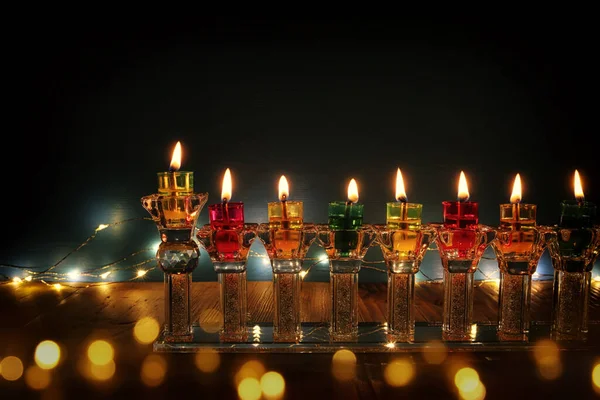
xmin=2 ymin=16 xmax=598 ymax=278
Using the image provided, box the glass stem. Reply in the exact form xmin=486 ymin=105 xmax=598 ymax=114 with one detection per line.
xmin=443 ymin=271 xmax=475 ymax=341
xmin=330 ymin=272 xmax=359 ymax=341
xmin=164 ymin=272 xmax=193 ymax=342
xmin=273 ymin=272 xmax=302 ymax=342
xmin=498 ymin=272 xmax=531 ymax=340
xmin=552 ymin=270 xmax=591 ymax=340
xmin=387 ymin=272 xmax=415 ymax=342
xmin=218 ymin=271 xmax=248 ymax=342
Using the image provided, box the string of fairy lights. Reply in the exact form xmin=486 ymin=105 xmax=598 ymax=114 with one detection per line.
xmin=0 ymin=216 xmax=560 ymax=290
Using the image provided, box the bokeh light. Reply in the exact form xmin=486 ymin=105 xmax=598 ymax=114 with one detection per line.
xmin=87 ymin=340 xmax=114 ymax=366
xmin=455 ymin=367 xmax=480 ymax=392
xmin=238 ymin=377 xmax=262 ymax=400
xmin=89 ymin=360 xmax=116 ymax=381
xmin=133 ymin=317 xmax=160 ymax=344
xmin=260 ymin=371 xmax=285 ymax=399
xmin=235 ymin=360 xmax=266 ymax=385
xmin=455 ymin=367 xmax=485 ymax=400
xmin=422 ymin=340 xmax=448 ymax=365
xmin=141 ymin=354 xmax=167 ymax=387
xmin=24 ymin=365 xmax=51 ymax=390
xmin=0 ymin=356 xmax=24 ymax=381
xmin=199 ymin=309 xmax=223 ymax=334
xmin=35 ymin=340 xmax=61 ymax=369
xmin=591 ymin=361 xmax=600 ymax=393
xmin=332 ymin=349 xmax=357 ymax=381
xmin=384 ymin=358 xmax=415 ymax=387
xmin=459 ymin=381 xmax=486 ymax=400
xmin=533 ymin=339 xmax=562 ymax=380
xmin=195 ymin=351 xmax=221 ymax=373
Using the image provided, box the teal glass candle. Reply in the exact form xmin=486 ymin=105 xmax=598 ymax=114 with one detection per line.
xmin=328 ymin=201 xmax=364 ymax=256
xmin=559 ymin=200 xmax=597 ymax=229
xmin=328 ymin=201 xmax=364 ymax=230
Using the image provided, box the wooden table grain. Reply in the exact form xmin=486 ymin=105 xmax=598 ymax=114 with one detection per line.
xmin=1 ymin=280 xmax=599 ymax=399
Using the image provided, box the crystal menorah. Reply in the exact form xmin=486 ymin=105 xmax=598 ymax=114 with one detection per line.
xmin=548 ymin=200 xmax=600 ymax=340
xmin=434 ymin=201 xmax=495 ymax=341
xmin=491 ymin=204 xmax=554 ymax=341
xmin=375 ymin=202 xmax=435 ymax=343
xmin=142 ymin=171 xmax=208 ymax=342
xmin=197 ymin=202 xmax=256 ymax=343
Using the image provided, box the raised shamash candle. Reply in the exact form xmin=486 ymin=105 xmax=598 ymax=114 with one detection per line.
xmin=142 ymin=141 xmax=208 ymax=343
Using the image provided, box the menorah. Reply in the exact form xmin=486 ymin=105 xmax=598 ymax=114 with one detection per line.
xmin=142 ymin=178 xmax=600 ymax=351
xmin=143 ymin=144 xmax=599 ymax=352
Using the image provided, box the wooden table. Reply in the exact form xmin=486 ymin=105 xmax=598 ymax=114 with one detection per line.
xmin=1 ymin=281 xmax=599 ymax=398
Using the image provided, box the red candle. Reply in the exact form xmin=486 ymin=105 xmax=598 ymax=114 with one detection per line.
xmin=439 ymin=171 xmax=479 ymax=258
xmin=208 ymin=168 xmax=244 ymax=260
xmin=442 ymin=171 xmax=479 ymax=229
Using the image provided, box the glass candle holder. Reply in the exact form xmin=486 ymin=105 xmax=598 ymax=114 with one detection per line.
xmin=548 ymin=201 xmax=599 ymax=340
xmin=376 ymin=203 xmax=435 ymax=342
xmin=317 ymin=217 xmax=376 ymax=342
xmin=492 ymin=204 xmax=554 ymax=341
xmin=327 ymin=201 xmax=364 ymax=258
xmin=559 ymin=200 xmax=596 ymax=229
xmin=198 ymin=203 xmax=256 ymax=343
xmin=142 ymin=171 xmax=208 ymax=343
xmin=434 ymin=204 xmax=495 ymax=341
xmin=208 ymin=202 xmax=245 ymax=260
xmin=442 ymin=201 xmax=479 ymax=229
xmin=258 ymin=213 xmax=316 ymax=343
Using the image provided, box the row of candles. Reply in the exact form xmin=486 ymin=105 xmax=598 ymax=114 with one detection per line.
xmin=145 ymin=142 xmax=598 ymax=346
xmin=169 ymin=142 xmax=596 ymax=230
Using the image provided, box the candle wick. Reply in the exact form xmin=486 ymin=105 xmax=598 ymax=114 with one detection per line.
xmin=281 ymin=195 xmax=289 ymax=225
xmin=222 ymin=198 xmax=230 ymax=224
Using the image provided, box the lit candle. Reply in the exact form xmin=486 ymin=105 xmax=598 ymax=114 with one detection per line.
xmin=328 ymin=178 xmax=363 ymax=231
xmin=559 ymin=170 xmax=597 ymax=228
xmin=157 ymin=141 xmax=193 ymax=194
xmin=386 ymin=168 xmax=422 ymax=230
xmin=208 ymin=168 xmax=244 ymax=259
xmin=442 ymin=171 xmax=478 ymax=229
xmin=500 ymin=173 xmax=536 ymax=230
xmin=208 ymin=168 xmax=243 ymax=228
xmin=268 ymin=175 xmax=303 ymax=230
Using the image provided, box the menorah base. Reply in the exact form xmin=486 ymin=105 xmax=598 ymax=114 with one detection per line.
xmin=162 ymin=331 xmax=194 ymax=343
xmin=153 ymin=322 xmax=600 ymax=353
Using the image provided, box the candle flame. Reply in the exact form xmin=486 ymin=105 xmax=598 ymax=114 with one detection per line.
xmin=395 ymin=168 xmax=407 ymax=202
xmin=457 ymin=171 xmax=470 ymax=202
xmin=510 ymin=173 xmax=522 ymax=204
xmin=347 ymin=178 xmax=359 ymax=203
xmin=278 ymin=175 xmax=289 ymax=201
xmin=574 ymin=169 xmax=584 ymax=202
xmin=221 ymin=168 xmax=232 ymax=202
xmin=169 ymin=141 xmax=182 ymax=171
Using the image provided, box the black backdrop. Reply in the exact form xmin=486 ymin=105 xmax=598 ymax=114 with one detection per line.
xmin=2 ymin=16 xmax=597 ymax=268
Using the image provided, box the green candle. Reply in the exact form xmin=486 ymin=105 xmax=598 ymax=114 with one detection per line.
xmin=328 ymin=179 xmax=364 ymax=256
